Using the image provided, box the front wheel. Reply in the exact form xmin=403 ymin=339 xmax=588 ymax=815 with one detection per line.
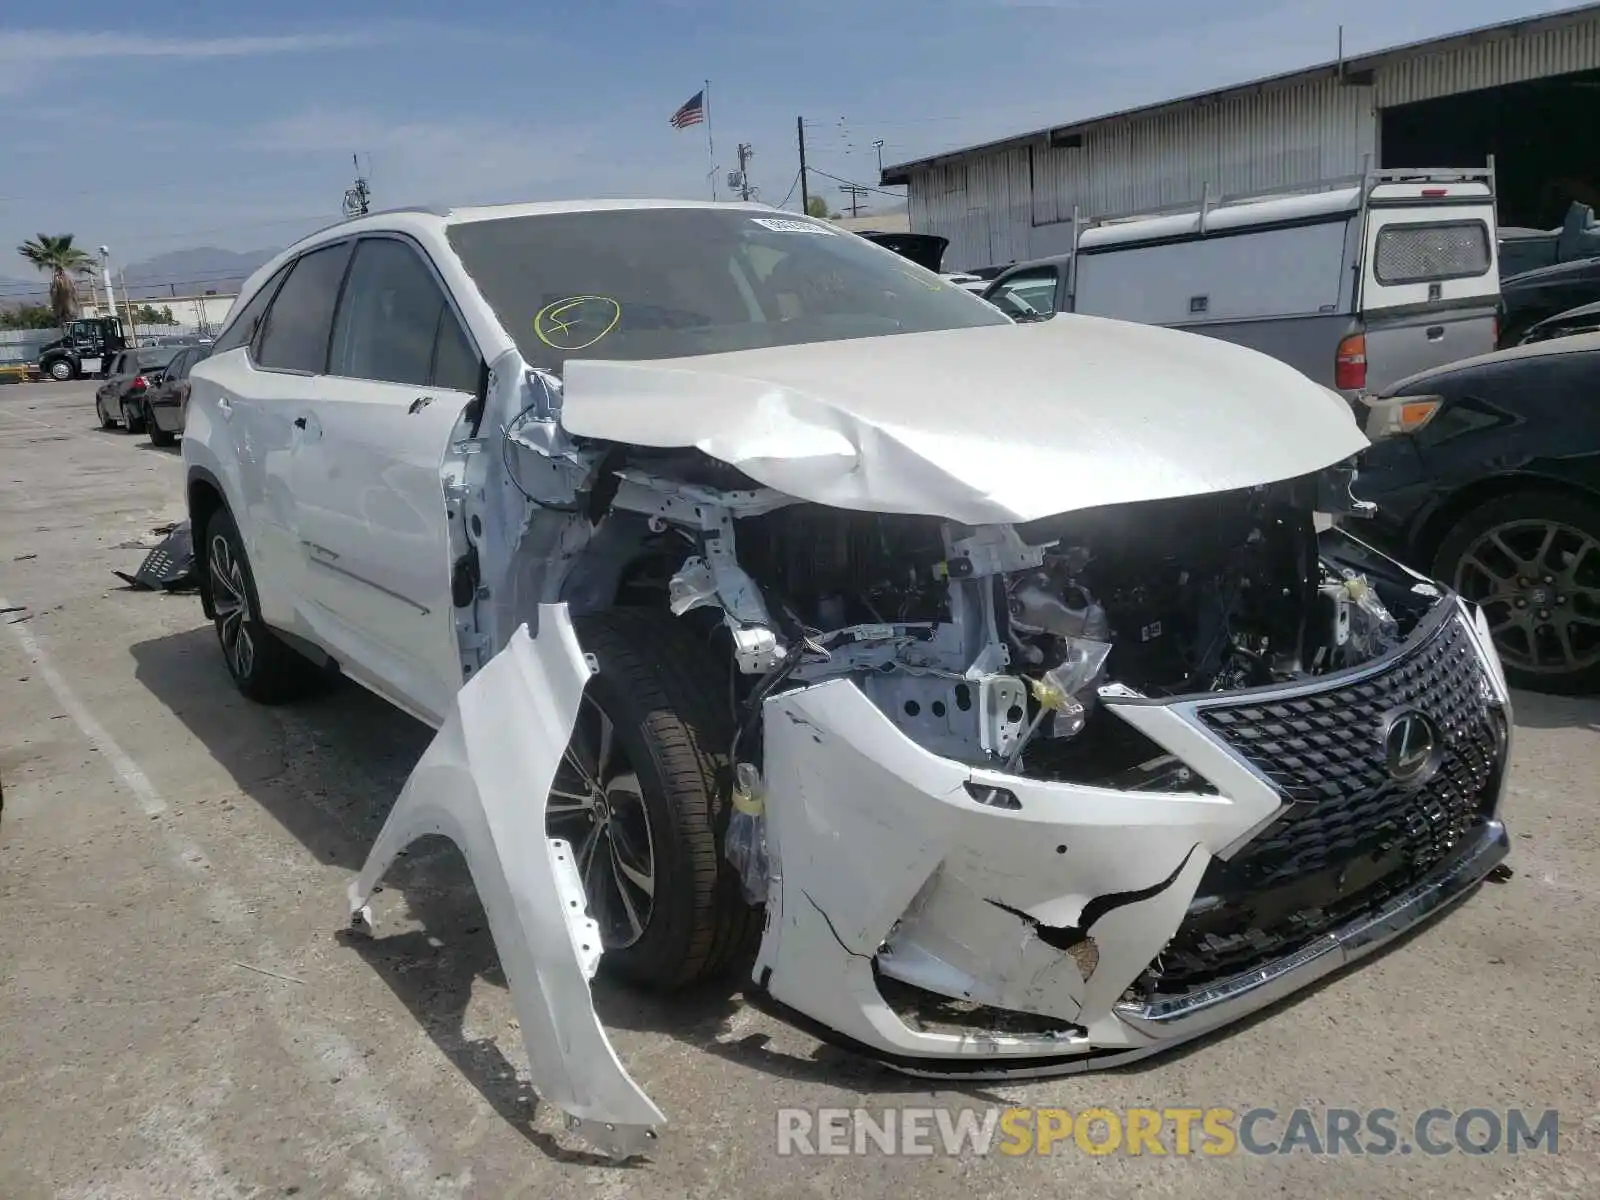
xmin=47 ymin=359 xmax=73 ymax=382
xmin=1434 ymin=490 xmax=1600 ymax=694
xmin=547 ymin=609 xmax=760 ymax=989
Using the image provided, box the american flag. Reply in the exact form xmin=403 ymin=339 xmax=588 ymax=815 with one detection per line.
xmin=669 ymin=90 xmax=705 ymax=129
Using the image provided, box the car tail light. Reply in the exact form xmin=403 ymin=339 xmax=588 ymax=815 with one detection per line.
xmin=1334 ymin=333 xmax=1367 ymax=390
xmin=1361 ymin=394 xmax=1443 ymax=440
xmin=1421 ymin=187 xmax=1447 ymax=197
xmin=133 ymin=375 xmax=147 ymax=389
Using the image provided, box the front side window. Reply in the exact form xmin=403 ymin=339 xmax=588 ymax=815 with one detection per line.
xmin=985 ymin=268 xmax=1059 ymax=318
xmin=446 ymin=207 xmax=1008 ymax=372
xmin=255 ymin=242 xmax=353 ymax=373
xmin=330 ymin=238 xmax=449 ymax=387
xmin=1373 ymin=220 xmax=1491 ymax=285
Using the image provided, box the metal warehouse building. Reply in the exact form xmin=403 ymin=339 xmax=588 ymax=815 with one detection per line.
xmin=882 ymin=4 xmax=1600 ymax=271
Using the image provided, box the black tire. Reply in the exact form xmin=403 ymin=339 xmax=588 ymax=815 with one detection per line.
xmin=95 ymin=396 xmax=117 ymax=429
xmin=1433 ymin=489 xmax=1600 ymax=695
xmin=554 ymin=608 xmax=760 ymax=989
xmin=46 ymin=359 xmax=73 ymax=382
xmin=122 ymin=399 xmax=145 ymax=434
xmin=203 ymin=507 xmax=320 ymax=704
xmin=145 ymin=402 xmax=174 ymax=447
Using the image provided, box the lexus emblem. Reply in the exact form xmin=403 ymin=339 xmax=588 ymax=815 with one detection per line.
xmin=1383 ymin=711 xmax=1438 ymax=784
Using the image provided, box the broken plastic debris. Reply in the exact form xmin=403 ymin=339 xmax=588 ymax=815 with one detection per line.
xmin=725 ymin=762 xmax=770 ymax=905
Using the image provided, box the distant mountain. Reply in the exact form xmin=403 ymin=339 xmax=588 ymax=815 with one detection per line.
xmin=120 ymin=246 xmax=278 ymax=300
xmin=0 ymin=245 xmax=279 ymax=309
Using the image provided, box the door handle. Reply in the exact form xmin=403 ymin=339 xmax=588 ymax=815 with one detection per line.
xmin=1426 ymin=326 xmax=1445 ymax=341
xmin=216 ymin=394 xmax=233 ymax=418
xmin=293 ymin=416 xmax=307 ymax=429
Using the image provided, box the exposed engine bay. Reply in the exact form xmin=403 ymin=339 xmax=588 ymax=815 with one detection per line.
xmin=630 ymin=461 xmax=1423 ymax=794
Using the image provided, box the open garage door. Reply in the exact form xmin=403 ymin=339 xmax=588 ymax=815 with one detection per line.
xmin=1381 ymin=68 xmax=1600 ymax=230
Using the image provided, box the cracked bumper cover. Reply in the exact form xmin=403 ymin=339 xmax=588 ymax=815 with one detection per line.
xmin=751 ymin=598 xmax=1512 ymax=1076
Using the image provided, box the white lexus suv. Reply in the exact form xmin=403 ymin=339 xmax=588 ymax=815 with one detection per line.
xmin=183 ymin=200 xmax=1513 ymax=1156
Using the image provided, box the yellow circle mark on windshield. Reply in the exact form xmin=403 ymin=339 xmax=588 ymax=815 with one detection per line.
xmin=534 ymin=295 xmax=621 ymax=351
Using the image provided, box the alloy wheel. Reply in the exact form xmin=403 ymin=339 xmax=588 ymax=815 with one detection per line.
xmin=545 ymin=698 xmax=657 ymax=949
xmin=1454 ymin=518 xmax=1600 ymax=676
xmin=209 ymin=533 xmax=257 ymax=680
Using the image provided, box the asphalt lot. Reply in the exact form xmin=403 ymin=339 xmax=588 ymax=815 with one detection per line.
xmin=1 ymin=379 xmax=1597 ymax=1199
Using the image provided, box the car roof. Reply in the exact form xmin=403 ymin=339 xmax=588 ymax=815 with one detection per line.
xmin=1383 ymin=330 xmax=1600 ymax=394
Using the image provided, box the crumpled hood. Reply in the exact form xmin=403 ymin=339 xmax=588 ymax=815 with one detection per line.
xmin=559 ymin=315 xmax=1368 ymax=524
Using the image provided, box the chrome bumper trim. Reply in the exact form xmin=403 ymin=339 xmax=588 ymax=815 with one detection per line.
xmin=1115 ymin=818 xmax=1509 ymax=1038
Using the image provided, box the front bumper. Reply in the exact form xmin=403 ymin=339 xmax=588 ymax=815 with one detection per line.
xmin=752 ymin=597 xmax=1512 ymax=1076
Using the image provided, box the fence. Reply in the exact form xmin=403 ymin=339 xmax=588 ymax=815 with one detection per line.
xmin=0 ymin=323 xmax=211 ymax=367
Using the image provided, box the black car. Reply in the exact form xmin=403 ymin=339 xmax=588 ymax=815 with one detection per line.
xmin=1497 ymin=255 xmax=1600 ymax=348
xmin=1518 ymin=299 xmax=1600 ymax=345
xmin=142 ymin=344 xmax=211 ymax=446
xmin=1353 ymin=332 xmax=1600 ymax=693
xmin=93 ymin=347 xmax=179 ymax=433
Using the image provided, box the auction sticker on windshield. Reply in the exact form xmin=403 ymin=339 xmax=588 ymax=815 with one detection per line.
xmin=751 ymin=217 xmax=836 ymax=234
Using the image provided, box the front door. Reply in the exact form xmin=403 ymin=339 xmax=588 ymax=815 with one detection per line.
xmin=286 ymin=234 xmax=484 ymax=725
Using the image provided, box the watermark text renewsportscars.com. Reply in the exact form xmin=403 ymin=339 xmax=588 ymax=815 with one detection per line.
xmin=775 ymin=1106 xmax=1561 ymax=1157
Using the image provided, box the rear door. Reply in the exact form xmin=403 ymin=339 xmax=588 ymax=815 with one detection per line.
xmin=237 ymin=242 xmax=355 ymax=628
xmin=1360 ymin=185 xmax=1500 ymax=394
xmin=287 ymin=233 xmax=483 ymax=725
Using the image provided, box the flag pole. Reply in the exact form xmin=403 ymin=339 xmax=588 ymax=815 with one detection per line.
xmin=704 ymin=79 xmax=717 ymax=201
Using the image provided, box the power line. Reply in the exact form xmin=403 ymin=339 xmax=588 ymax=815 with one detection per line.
xmin=776 ymin=169 xmax=802 ymax=209
xmin=805 ymin=167 xmax=904 ymax=200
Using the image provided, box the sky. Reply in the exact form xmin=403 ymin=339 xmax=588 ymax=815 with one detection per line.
xmin=0 ymin=0 xmax=1583 ymax=291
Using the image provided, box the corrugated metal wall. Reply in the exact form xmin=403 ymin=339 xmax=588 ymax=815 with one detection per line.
xmin=1376 ymin=18 xmax=1600 ymax=106
xmin=906 ymin=12 xmax=1600 ymax=271
xmin=914 ymin=78 xmax=1376 ymax=269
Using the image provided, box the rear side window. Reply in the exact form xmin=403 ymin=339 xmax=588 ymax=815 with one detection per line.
xmin=1373 ymin=221 xmax=1491 ymax=285
xmin=255 ymin=242 xmax=353 ymax=373
xmin=212 ymin=263 xmax=290 ymax=355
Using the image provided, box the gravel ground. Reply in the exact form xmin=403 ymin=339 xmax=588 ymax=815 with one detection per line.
xmin=1 ymin=380 xmax=1596 ymax=1199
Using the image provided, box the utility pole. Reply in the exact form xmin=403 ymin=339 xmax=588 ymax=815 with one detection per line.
xmin=733 ymin=143 xmax=756 ymax=202
xmin=797 ymin=116 xmax=810 ymax=213
xmin=838 ymin=183 xmax=868 ymax=218
xmin=872 ymin=139 xmax=885 ymax=180
xmin=343 ymin=153 xmax=371 ymax=219
xmin=118 ymin=268 xmax=139 ymax=347
xmin=98 ymin=248 xmax=115 ymax=327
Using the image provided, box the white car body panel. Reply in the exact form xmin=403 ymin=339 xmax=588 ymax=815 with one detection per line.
xmin=348 ymin=609 xmax=663 ymax=1156
xmin=560 ymin=316 xmax=1369 ymax=524
xmin=288 ymin=377 xmax=474 ymax=726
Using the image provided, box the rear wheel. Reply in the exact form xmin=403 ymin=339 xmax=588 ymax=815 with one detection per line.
xmin=1434 ymin=490 xmax=1600 ymax=694
xmin=145 ymin=402 xmax=174 ymax=446
xmin=204 ymin=508 xmax=320 ymax=704
xmin=547 ymin=609 xmax=759 ymax=989
xmin=95 ymin=396 xmax=117 ymax=429
xmin=122 ymin=400 xmax=145 ymax=434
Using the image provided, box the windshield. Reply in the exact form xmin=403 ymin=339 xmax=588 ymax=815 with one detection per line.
xmin=135 ymin=349 xmax=177 ymax=370
xmin=446 ymin=207 xmax=1009 ymax=371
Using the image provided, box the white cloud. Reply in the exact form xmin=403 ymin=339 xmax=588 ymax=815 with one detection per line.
xmin=0 ymin=29 xmax=383 ymax=65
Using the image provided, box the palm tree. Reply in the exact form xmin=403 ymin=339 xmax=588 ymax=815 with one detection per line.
xmin=17 ymin=234 xmax=95 ymax=327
